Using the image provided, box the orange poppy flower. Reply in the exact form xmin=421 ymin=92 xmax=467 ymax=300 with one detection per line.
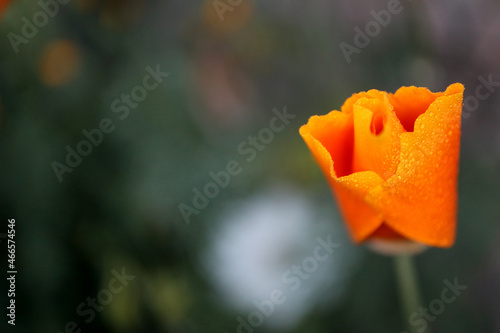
xmin=300 ymin=83 xmax=464 ymax=249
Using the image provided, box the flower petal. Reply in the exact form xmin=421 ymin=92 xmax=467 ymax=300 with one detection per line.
xmin=389 ymin=86 xmax=445 ymax=132
xmin=351 ymin=94 xmax=405 ymax=180
xmin=334 ymin=171 xmax=385 ymax=242
xmin=300 ymin=110 xmax=386 ymax=243
xmin=366 ymin=83 xmax=464 ymax=247
xmin=299 ymin=111 xmax=354 ymax=178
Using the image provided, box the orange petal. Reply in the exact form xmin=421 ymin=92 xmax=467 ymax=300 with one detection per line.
xmin=389 ymin=86 xmax=445 ymax=132
xmin=299 ymin=111 xmax=354 ymax=178
xmin=300 ymin=110 xmax=385 ymax=242
xmin=334 ymin=171 xmax=385 ymax=242
xmin=351 ymin=93 xmax=405 ymax=180
xmin=366 ymin=83 xmax=464 ymax=247
xmin=300 ymin=109 xmax=387 ymax=243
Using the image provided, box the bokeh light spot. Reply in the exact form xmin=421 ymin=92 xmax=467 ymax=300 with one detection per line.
xmin=39 ymin=39 xmax=81 ymax=87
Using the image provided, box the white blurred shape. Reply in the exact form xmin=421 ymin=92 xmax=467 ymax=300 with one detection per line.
xmin=203 ymin=184 xmax=355 ymax=330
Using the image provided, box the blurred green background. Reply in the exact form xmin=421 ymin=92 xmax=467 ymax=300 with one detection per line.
xmin=1 ymin=0 xmax=499 ymax=332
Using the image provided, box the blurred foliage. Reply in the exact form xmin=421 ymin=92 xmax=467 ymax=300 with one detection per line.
xmin=0 ymin=0 xmax=499 ymax=332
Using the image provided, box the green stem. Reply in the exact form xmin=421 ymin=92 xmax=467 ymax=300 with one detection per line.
xmin=394 ymin=255 xmax=430 ymax=333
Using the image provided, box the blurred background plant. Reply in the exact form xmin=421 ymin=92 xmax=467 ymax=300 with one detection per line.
xmin=0 ymin=0 xmax=499 ymax=332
